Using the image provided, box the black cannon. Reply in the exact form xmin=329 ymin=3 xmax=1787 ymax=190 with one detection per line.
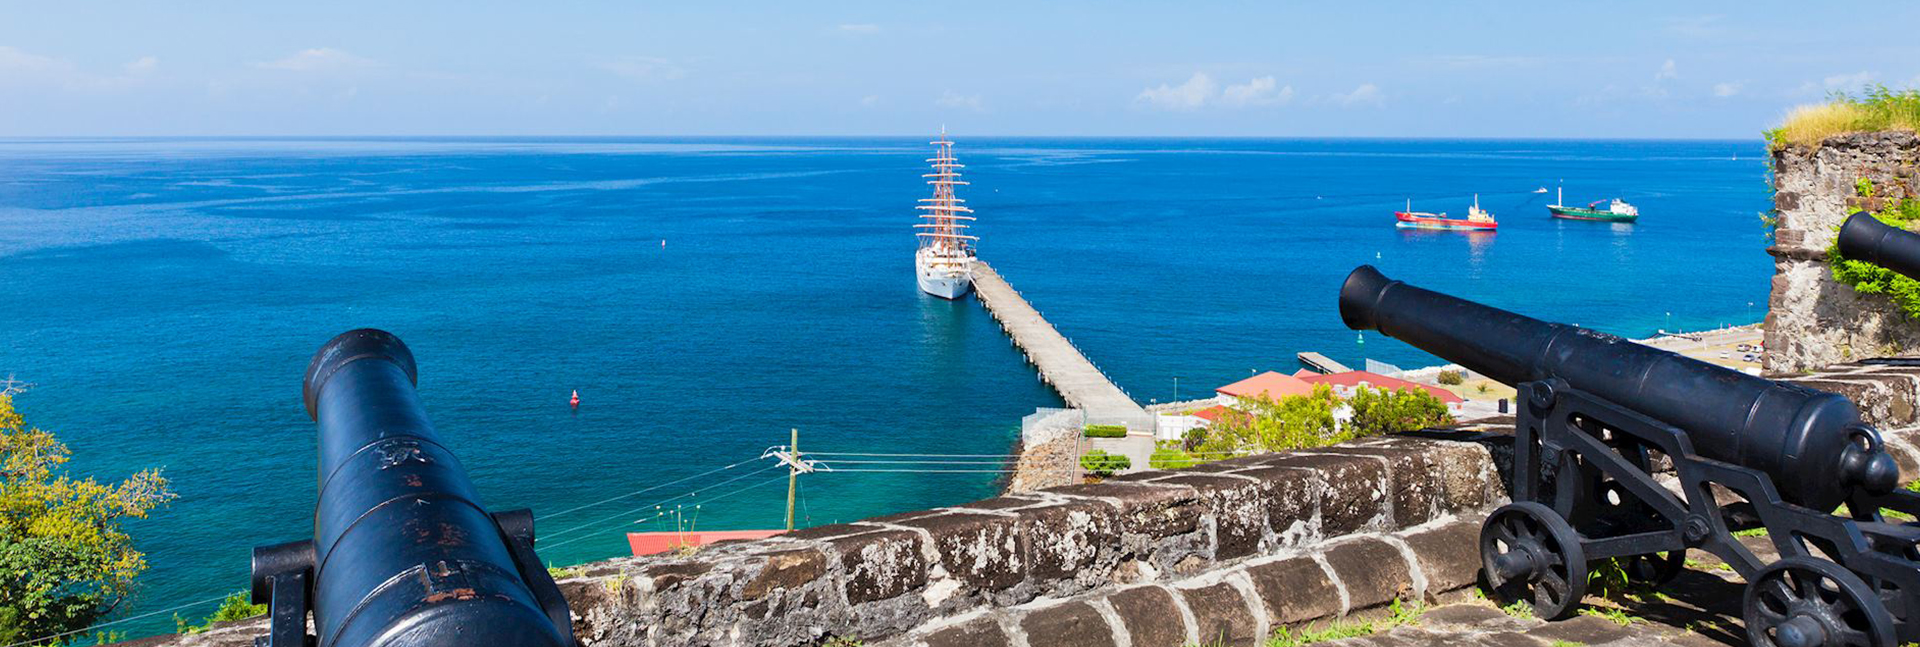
xmin=249 ymin=329 xmax=577 ymax=647
xmin=1839 ymin=212 xmax=1920 ymax=281
xmin=1340 ymin=265 xmax=1920 ymax=647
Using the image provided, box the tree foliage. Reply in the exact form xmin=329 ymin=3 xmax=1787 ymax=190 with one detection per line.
xmin=175 ymin=591 xmax=265 ymax=634
xmin=1195 ymin=385 xmax=1341 ymax=455
xmin=1148 ymin=441 xmax=1196 ymax=470
xmin=0 ymin=394 xmax=175 ymax=646
xmin=1345 ymin=386 xmax=1455 ymax=439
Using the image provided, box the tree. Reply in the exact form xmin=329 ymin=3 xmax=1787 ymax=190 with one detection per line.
xmin=1196 ymin=385 xmax=1342 ymax=455
xmin=1148 ymin=441 xmax=1196 ymax=470
xmin=1346 ymin=386 xmax=1455 ymax=439
xmin=0 ymin=394 xmax=175 ymax=646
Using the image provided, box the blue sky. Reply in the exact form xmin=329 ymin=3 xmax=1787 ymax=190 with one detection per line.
xmin=1 ymin=2 xmax=1915 ymax=138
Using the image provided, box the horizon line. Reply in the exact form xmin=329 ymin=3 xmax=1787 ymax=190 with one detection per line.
xmin=0 ymin=134 xmax=1767 ymax=143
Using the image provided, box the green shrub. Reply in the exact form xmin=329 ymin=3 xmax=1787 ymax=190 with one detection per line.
xmin=175 ymin=590 xmax=265 ymax=634
xmin=1346 ymin=386 xmax=1455 ymax=438
xmin=1079 ymin=450 xmax=1131 ymax=476
xmin=1149 ymin=442 xmax=1197 ymax=470
xmin=1435 ymin=370 xmax=1464 ymax=385
xmin=1195 ymin=385 xmax=1342 ymax=454
xmin=1829 ymin=199 xmax=1920 ymax=319
xmin=1082 ymin=424 xmax=1128 ymax=438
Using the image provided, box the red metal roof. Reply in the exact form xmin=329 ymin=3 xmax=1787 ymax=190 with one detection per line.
xmin=1298 ymin=371 xmax=1464 ymax=404
xmin=1215 ymin=371 xmax=1319 ymax=400
xmin=628 ymin=529 xmax=786 ymax=556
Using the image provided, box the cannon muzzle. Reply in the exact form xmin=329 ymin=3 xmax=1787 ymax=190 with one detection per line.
xmin=1339 ymin=265 xmax=1899 ymax=510
xmin=251 ymin=329 xmax=576 ymax=647
xmin=1838 ymin=212 xmax=1920 ymax=280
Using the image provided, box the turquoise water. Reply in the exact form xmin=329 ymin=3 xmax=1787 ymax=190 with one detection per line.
xmin=0 ymin=137 xmax=1770 ymax=638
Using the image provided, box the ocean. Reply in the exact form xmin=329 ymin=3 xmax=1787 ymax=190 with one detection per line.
xmin=0 ymin=136 xmax=1770 ymax=638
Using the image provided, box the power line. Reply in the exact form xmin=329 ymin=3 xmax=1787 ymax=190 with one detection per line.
xmin=537 ymin=473 xmax=791 ymax=553
xmin=826 ymin=468 xmax=1016 ymax=474
xmin=816 ymin=459 xmax=1012 ymax=465
xmin=2 ymin=591 xmax=234 ymax=647
xmin=535 ymin=456 xmax=769 ymax=522
xmin=535 ymin=463 xmax=784 ymax=545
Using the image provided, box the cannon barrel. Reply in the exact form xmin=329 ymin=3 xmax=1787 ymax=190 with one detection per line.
xmin=282 ymin=329 xmax=573 ymax=647
xmin=1338 ymin=265 xmax=1900 ymax=511
xmin=1837 ymin=212 xmax=1920 ymax=280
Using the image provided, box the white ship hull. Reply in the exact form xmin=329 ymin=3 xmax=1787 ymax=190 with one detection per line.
xmin=917 ymin=269 xmax=973 ymax=299
xmin=916 ymin=250 xmax=974 ymax=299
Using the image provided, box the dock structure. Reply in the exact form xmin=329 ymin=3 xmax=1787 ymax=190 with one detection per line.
xmin=1296 ymin=351 xmax=1352 ymax=375
xmin=972 ymin=262 xmax=1148 ymax=428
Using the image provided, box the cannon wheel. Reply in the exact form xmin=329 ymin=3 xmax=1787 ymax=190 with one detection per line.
xmin=1481 ymin=502 xmax=1589 ymax=620
xmin=1744 ymin=557 xmax=1896 ymax=647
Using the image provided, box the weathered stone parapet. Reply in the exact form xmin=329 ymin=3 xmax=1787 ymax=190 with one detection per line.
xmin=1765 ymin=131 xmax=1920 ymax=373
xmin=557 ymin=433 xmax=1505 ymax=646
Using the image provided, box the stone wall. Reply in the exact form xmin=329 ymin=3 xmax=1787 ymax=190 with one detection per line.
xmin=121 ymin=360 xmax=1920 ymax=647
xmin=1765 ymin=131 xmax=1920 ymax=373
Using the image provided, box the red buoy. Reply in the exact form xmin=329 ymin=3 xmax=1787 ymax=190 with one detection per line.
xmin=569 ymin=389 xmax=580 ymax=408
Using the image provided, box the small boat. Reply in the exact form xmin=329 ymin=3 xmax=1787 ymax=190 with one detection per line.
xmin=1533 ymin=187 xmax=1549 ymax=194
xmin=1395 ymin=196 xmax=1498 ymax=232
xmin=1548 ymin=186 xmax=1639 ymax=223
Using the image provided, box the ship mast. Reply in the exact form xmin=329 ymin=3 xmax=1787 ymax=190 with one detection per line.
xmin=916 ymin=127 xmax=978 ymax=254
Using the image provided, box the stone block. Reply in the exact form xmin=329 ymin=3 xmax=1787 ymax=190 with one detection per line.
xmin=1322 ymin=538 xmax=1415 ymax=610
xmin=1523 ymin=614 xmax=1634 ymax=645
xmin=1154 ymin=473 xmax=1269 ymax=560
xmin=1178 ymin=582 xmax=1260 ymax=646
xmin=1267 ymin=453 xmax=1388 ymax=536
xmin=920 ymin=617 xmax=1011 ymax=647
xmin=1245 ymin=556 xmax=1342 ymax=624
xmin=1400 ymin=520 xmax=1483 ymax=594
xmin=1227 ymin=465 xmax=1321 ymax=540
xmin=900 ymin=512 xmax=1027 ymax=591
xmin=1317 ymin=444 xmax=1441 ymax=527
xmin=740 ymin=547 xmax=828 ymax=600
xmin=825 ymin=529 xmax=927 ymax=604
xmin=1106 ymin=586 xmax=1189 ymax=647
xmin=1051 ymin=482 xmax=1205 ymax=539
xmin=1018 ymin=601 xmax=1118 ymax=647
xmin=1017 ymin=497 xmax=1121 ymax=582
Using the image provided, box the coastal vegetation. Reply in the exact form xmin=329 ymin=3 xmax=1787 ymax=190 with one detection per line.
xmin=0 ymin=394 xmax=175 ymax=646
xmin=1435 ymin=370 xmax=1464 ymax=386
xmin=1077 ymin=450 xmax=1131 ymax=477
xmin=1768 ymin=85 xmax=1920 ymax=149
xmin=174 ymin=591 xmax=265 ymax=634
xmin=1188 ymin=385 xmax=1453 ymax=456
xmin=1827 ymin=180 xmax=1920 ymax=318
xmin=1148 ymin=441 xmax=1198 ymax=470
xmin=1082 ymin=424 xmax=1128 ymax=438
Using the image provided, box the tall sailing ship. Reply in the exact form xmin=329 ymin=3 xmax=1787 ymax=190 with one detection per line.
xmin=915 ymin=129 xmax=978 ymax=299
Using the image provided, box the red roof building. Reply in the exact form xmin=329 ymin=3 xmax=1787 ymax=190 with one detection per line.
xmin=1214 ymin=371 xmax=1319 ymax=401
xmin=1298 ymin=370 xmax=1464 ymax=404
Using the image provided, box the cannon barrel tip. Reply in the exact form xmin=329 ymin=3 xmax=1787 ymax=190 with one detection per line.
xmin=302 ymin=328 xmax=417 ymax=420
xmin=1339 ymin=265 xmax=1396 ymax=332
xmin=1837 ymin=212 xmax=1896 ymax=265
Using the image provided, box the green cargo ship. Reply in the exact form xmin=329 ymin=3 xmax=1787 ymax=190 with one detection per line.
xmin=1547 ymin=186 xmax=1639 ymax=222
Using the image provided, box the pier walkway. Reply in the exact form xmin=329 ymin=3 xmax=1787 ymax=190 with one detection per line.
xmin=972 ymin=261 xmax=1149 ymax=439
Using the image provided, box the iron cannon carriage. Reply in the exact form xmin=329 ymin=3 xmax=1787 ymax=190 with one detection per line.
xmin=249 ymin=329 xmax=578 ymax=647
xmin=1340 ymin=265 xmax=1920 ymax=647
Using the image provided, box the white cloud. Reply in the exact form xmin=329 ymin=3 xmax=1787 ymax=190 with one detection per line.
xmin=936 ymin=90 xmax=983 ymax=111
xmin=255 ymin=48 xmax=378 ymax=72
xmin=0 ymin=46 xmax=70 ymax=75
xmin=1221 ymin=76 xmax=1293 ymax=107
xmin=124 ymin=56 xmax=158 ymax=75
xmin=1712 ymin=81 xmax=1742 ymax=98
xmin=1330 ymin=83 xmax=1383 ymax=107
xmin=1136 ymin=73 xmax=1217 ymax=110
xmin=1655 ymin=59 xmax=1678 ymax=81
xmin=1799 ymin=71 xmax=1877 ymax=95
xmin=599 ymin=56 xmax=686 ymax=82
xmin=839 ymin=24 xmax=881 ymax=34
xmin=860 ymin=94 xmax=880 ymax=107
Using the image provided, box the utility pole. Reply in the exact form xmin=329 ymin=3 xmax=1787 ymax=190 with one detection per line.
xmin=785 ymin=428 xmax=798 ymax=531
xmin=763 ymin=429 xmax=827 ymax=532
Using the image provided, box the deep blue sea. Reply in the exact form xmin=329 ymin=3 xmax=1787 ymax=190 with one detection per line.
xmin=0 ymin=137 xmax=1770 ymax=638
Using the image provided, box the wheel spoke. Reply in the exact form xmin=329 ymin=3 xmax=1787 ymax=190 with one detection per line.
xmin=1835 ymin=627 xmax=1873 ymax=647
xmin=1761 ymin=579 xmax=1797 ymax=612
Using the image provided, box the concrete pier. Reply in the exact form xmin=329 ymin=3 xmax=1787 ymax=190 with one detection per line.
xmin=1296 ymin=351 xmax=1351 ymax=375
xmin=972 ymin=261 xmax=1148 ymax=429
